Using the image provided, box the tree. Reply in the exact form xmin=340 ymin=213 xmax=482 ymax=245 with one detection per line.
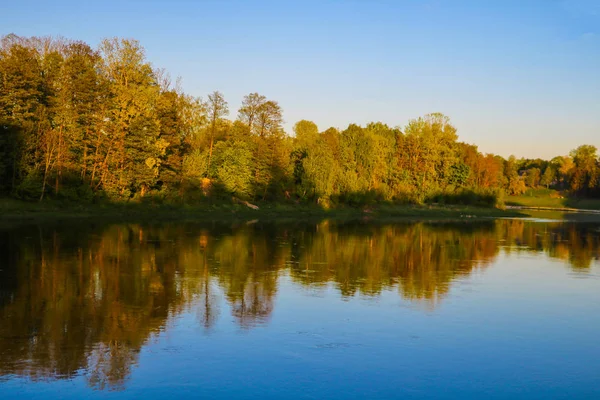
xmin=293 ymin=120 xmax=319 ymax=150
xmin=399 ymin=113 xmax=458 ymax=198
xmin=570 ymin=145 xmax=599 ymax=195
xmin=540 ymin=167 xmax=555 ymax=189
xmin=60 ymin=42 xmax=106 ymax=187
xmin=525 ymin=167 xmax=541 ymax=188
xmin=98 ymin=37 xmax=161 ymax=198
xmin=238 ymin=92 xmax=266 ymax=134
xmin=205 ymin=91 xmax=229 ymax=175
xmin=211 ymin=140 xmax=253 ymax=197
xmin=246 ymin=98 xmax=285 ymax=199
xmin=448 ymin=163 xmax=470 ymax=187
xmin=0 ymin=38 xmax=45 ymax=195
xmin=255 ymin=100 xmax=283 ymax=138
xmin=505 ymin=155 xmax=526 ymax=195
xmin=301 ymin=138 xmax=337 ymax=202
xmin=365 ymin=122 xmax=398 ymax=196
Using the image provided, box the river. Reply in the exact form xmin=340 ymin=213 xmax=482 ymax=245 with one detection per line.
xmin=1 ymin=217 xmax=599 ymax=399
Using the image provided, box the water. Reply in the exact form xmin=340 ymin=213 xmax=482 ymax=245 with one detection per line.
xmin=0 ymin=218 xmax=599 ymax=399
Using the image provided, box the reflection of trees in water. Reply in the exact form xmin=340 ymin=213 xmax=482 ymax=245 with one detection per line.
xmin=86 ymin=341 xmax=138 ymax=391
xmin=207 ymin=226 xmax=281 ymax=328
xmin=0 ymin=219 xmax=598 ymax=387
xmin=0 ymin=224 xmax=209 ymax=389
xmin=286 ymin=221 xmax=499 ymax=303
xmin=499 ymin=220 xmax=600 ymax=269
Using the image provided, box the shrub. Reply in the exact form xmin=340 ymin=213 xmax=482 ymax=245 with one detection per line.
xmin=426 ymin=188 xmax=503 ymax=208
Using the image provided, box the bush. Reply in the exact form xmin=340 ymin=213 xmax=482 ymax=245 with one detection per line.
xmin=14 ymin=173 xmax=42 ymax=200
xmin=426 ymin=188 xmax=503 ymax=208
xmin=56 ymin=184 xmax=96 ymax=202
xmin=332 ymin=189 xmax=386 ymax=207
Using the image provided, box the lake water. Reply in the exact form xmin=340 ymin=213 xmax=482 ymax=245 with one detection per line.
xmin=1 ymin=217 xmax=599 ymax=399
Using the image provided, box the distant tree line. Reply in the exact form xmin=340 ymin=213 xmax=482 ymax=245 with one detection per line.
xmin=1 ymin=35 xmax=598 ymax=206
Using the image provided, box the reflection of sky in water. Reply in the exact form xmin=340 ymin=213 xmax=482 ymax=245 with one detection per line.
xmin=1 ymin=220 xmax=599 ymax=399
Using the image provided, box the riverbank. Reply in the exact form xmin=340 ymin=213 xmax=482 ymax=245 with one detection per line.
xmin=506 ymin=189 xmax=600 ymax=211
xmin=506 ymin=205 xmax=600 ymax=214
xmin=0 ymin=198 xmax=524 ymax=227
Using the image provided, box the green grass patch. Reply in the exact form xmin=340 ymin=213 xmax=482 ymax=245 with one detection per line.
xmin=507 ymin=195 xmax=566 ymax=208
xmin=506 ymin=188 xmax=600 ymax=210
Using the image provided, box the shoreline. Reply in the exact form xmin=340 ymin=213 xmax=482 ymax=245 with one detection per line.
xmin=0 ymin=200 xmax=524 ymax=227
xmin=505 ymin=205 xmax=600 ymax=214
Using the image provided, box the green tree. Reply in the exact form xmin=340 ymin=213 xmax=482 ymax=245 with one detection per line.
xmin=504 ymin=155 xmax=526 ymax=195
xmin=540 ymin=167 xmax=555 ymax=189
xmin=570 ymin=145 xmax=599 ymax=195
xmin=205 ymin=91 xmax=229 ymax=174
xmin=238 ymin=92 xmax=266 ymax=134
xmin=293 ymin=120 xmax=319 ymax=150
xmin=211 ymin=140 xmax=253 ymax=197
xmin=398 ymin=113 xmax=459 ymax=199
xmin=0 ymin=37 xmax=45 ymax=195
xmin=525 ymin=167 xmax=541 ymax=188
xmin=98 ymin=37 xmax=162 ymax=198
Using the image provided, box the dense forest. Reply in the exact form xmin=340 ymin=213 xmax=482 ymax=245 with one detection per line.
xmin=1 ymin=34 xmax=599 ymax=207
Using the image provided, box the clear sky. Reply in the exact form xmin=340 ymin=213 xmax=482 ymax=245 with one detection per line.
xmin=2 ymin=0 xmax=598 ymax=159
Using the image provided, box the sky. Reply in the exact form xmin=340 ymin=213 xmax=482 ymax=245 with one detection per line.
xmin=1 ymin=0 xmax=598 ymax=159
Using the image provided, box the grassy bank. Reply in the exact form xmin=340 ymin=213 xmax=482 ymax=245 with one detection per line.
xmin=506 ymin=189 xmax=600 ymax=211
xmin=0 ymin=197 xmax=523 ymax=227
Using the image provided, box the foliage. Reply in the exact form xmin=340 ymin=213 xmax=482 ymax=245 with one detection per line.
xmin=1 ymin=34 xmax=599 ymax=207
xmin=211 ymin=140 xmax=253 ymax=197
xmin=426 ymin=188 xmax=503 ymax=208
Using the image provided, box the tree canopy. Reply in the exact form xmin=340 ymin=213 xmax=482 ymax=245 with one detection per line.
xmin=1 ymin=34 xmax=598 ymax=205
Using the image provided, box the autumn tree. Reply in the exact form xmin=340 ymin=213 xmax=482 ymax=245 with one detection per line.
xmin=236 ymin=94 xmax=286 ymax=199
xmin=0 ymin=36 xmax=45 ymax=195
xmin=504 ymin=156 xmax=526 ymax=195
xmin=238 ymin=92 xmax=266 ymax=135
xmin=570 ymin=145 xmax=599 ymax=195
xmin=205 ymin=91 xmax=228 ymax=174
xmin=3 ymin=33 xmax=600 ymax=206
xmin=398 ymin=113 xmax=459 ymax=200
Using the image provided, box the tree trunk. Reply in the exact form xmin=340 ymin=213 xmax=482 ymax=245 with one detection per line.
xmin=55 ymin=125 xmax=63 ymax=195
xmin=206 ymin=121 xmax=216 ymax=174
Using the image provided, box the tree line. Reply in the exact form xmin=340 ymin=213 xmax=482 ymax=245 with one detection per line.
xmin=1 ymin=34 xmax=598 ymax=206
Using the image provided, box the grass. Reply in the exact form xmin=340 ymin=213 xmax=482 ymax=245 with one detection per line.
xmin=0 ymin=197 xmax=524 ymax=227
xmin=506 ymin=188 xmax=600 ymax=211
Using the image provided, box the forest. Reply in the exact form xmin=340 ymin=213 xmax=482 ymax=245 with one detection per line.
xmin=1 ymin=34 xmax=599 ymax=208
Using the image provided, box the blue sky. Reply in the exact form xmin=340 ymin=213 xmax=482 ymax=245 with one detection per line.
xmin=2 ymin=0 xmax=598 ymax=158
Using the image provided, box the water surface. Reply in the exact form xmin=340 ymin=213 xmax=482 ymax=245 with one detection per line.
xmin=1 ymin=218 xmax=599 ymax=399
